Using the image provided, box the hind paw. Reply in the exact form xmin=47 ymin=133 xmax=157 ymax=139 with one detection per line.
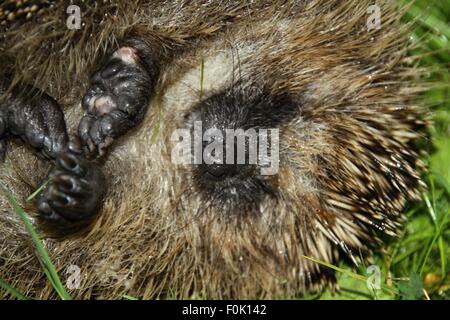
xmin=79 ymin=47 xmax=152 ymax=158
xmin=36 ymin=142 xmax=106 ymax=224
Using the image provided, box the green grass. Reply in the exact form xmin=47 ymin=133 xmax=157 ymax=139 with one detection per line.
xmin=0 ymin=0 xmax=449 ymax=300
xmin=0 ymin=278 xmax=29 ymax=300
xmin=0 ymin=181 xmax=72 ymax=300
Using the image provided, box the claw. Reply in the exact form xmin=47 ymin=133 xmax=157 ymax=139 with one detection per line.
xmin=67 ymin=139 xmax=83 ymax=155
xmin=45 ymin=212 xmax=69 ymax=224
xmin=37 ymin=200 xmax=52 ymax=215
xmin=54 ymin=174 xmax=75 ymax=193
xmin=55 ymin=174 xmax=89 ymax=195
xmin=57 ymin=153 xmax=85 ymax=176
xmin=48 ymin=187 xmax=70 ymax=205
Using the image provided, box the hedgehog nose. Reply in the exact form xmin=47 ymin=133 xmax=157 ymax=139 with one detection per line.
xmin=203 ymin=163 xmax=238 ymax=179
xmin=200 ymin=135 xmax=243 ymax=180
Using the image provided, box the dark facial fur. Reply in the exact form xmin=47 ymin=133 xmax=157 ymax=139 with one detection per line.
xmin=0 ymin=0 xmax=427 ymax=299
xmin=188 ymin=87 xmax=300 ymax=215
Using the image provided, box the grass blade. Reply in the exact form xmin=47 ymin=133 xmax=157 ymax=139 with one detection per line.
xmin=0 ymin=278 xmax=29 ymax=300
xmin=0 ymin=181 xmax=72 ymax=300
xmin=303 ymin=255 xmax=399 ymax=296
xmin=26 ymin=180 xmax=49 ymax=202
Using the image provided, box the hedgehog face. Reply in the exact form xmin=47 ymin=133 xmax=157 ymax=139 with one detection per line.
xmin=181 ymin=88 xmax=298 ymax=215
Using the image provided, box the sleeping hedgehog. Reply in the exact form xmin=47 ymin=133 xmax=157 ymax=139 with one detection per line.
xmin=0 ymin=0 xmax=427 ymax=298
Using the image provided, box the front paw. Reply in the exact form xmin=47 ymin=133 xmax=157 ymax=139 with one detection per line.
xmin=36 ymin=143 xmax=106 ymax=224
xmin=0 ymin=83 xmax=69 ymax=161
xmin=79 ymin=47 xmax=152 ymax=158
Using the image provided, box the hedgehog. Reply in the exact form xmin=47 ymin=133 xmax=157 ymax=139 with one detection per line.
xmin=0 ymin=0 xmax=427 ymax=299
